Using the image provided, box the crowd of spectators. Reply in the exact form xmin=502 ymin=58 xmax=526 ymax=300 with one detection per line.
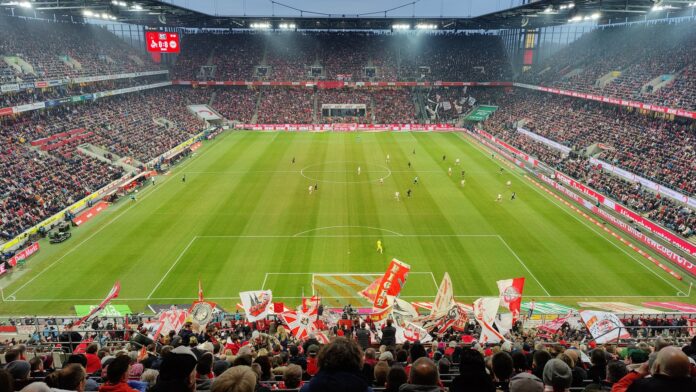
xmin=171 ymin=32 xmax=512 ymax=82
xmin=0 ymin=75 xmax=168 ymax=109
xmin=481 ymin=96 xmax=695 ymax=239
xmin=210 ymin=88 xmax=259 ymax=124
xmin=257 ymin=88 xmax=314 ymax=124
xmin=520 ymin=20 xmax=696 ymax=110
xmin=484 ymin=89 xmax=696 ymax=196
xmin=0 ymin=313 xmax=694 ymax=392
xmin=0 ymin=87 xmax=208 ymax=239
xmin=0 ymin=16 xmax=159 ymax=82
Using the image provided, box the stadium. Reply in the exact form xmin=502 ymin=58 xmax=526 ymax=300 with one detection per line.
xmin=0 ymin=0 xmax=695 ymax=390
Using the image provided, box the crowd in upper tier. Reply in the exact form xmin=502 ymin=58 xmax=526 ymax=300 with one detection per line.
xmin=520 ymin=20 xmax=696 ymax=110
xmin=0 ymin=16 xmax=161 ymax=82
xmin=171 ymin=32 xmax=511 ymax=83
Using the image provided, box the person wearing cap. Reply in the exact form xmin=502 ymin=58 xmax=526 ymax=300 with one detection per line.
xmin=509 ymin=372 xmax=543 ymax=392
xmin=149 ymin=346 xmax=199 ymax=392
xmin=542 ymin=358 xmax=572 ymax=392
xmin=306 ymin=344 xmax=320 ymax=376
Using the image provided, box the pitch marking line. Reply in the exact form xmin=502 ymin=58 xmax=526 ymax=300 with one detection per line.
xmin=495 ymin=235 xmax=551 ymax=296
xmin=5 ymin=143 xmax=215 ymax=299
xmin=147 ymin=236 xmax=199 ymax=299
xmin=457 ymin=132 xmax=686 ymax=295
xmin=293 ymin=226 xmax=405 ymax=237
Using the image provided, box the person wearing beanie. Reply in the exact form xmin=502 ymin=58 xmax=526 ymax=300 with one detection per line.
xmin=6 ymin=360 xmax=31 ymax=381
xmin=150 ymin=346 xmax=199 ymax=392
xmin=542 ymin=359 xmax=572 ymax=392
xmin=509 ymin=372 xmax=543 ymax=392
xmin=98 ymin=355 xmax=139 ymax=392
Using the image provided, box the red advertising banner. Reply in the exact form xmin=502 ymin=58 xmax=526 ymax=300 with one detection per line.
xmin=145 ymin=32 xmax=180 ymax=53
xmin=513 ymin=83 xmax=696 ymax=120
xmin=0 ymin=107 xmax=12 ymax=117
xmin=1 ymin=242 xmax=41 ymax=275
xmin=73 ymin=201 xmax=109 ymax=226
xmin=555 ymin=171 xmax=605 ymax=203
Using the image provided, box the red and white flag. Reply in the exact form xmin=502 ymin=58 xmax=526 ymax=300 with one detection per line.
xmin=497 ymin=278 xmax=525 ymax=322
xmin=74 ymin=281 xmax=121 ymax=327
xmin=198 ymin=279 xmax=204 ymax=302
xmin=372 ymin=259 xmax=410 ymax=314
xmin=280 ymin=306 xmax=319 ymax=340
xmin=301 ymin=296 xmax=320 ymax=313
xmin=473 ymin=297 xmax=505 ymax=344
xmin=431 ymin=273 xmax=455 ymax=316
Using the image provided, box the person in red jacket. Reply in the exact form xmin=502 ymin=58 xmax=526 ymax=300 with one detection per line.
xmin=98 ymin=355 xmax=139 ymax=392
xmin=84 ymin=343 xmax=101 ymax=375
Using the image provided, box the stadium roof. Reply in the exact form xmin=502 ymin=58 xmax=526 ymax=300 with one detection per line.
xmin=2 ymin=0 xmax=695 ymax=29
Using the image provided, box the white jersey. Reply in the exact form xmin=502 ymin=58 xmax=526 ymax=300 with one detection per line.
xmin=395 ymin=192 xmax=400 ymax=200
xmin=309 ymin=185 xmax=314 ymax=194
xmin=357 ymin=166 xmax=361 ymax=175
xmin=506 ymin=181 xmax=512 ymax=187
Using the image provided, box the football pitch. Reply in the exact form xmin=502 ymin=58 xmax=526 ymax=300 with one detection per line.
xmin=0 ymin=131 xmax=693 ymax=315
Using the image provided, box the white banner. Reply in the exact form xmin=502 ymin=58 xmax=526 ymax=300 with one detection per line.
xmin=579 ymin=310 xmax=630 ymax=343
xmin=473 ymin=297 xmax=505 ymax=343
xmin=516 ymin=127 xmax=571 ymax=154
xmin=239 ymin=290 xmax=273 ymax=322
xmin=431 ymin=272 xmax=455 ymax=316
xmin=396 ymin=322 xmax=433 ymax=344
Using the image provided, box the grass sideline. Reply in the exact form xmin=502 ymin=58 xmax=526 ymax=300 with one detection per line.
xmin=0 ymin=131 xmax=692 ymax=315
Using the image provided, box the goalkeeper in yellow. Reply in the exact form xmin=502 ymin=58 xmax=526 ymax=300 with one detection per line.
xmin=376 ymin=240 xmax=383 ymax=254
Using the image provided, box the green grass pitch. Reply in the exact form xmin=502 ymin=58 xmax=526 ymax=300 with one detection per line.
xmin=0 ymin=131 xmax=692 ymax=315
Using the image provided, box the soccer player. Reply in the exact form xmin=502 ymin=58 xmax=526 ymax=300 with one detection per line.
xmin=309 ymin=185 xmax=313 ymax=195
xmin=131 ymin=191 xmax=137 ymax=202
xmin=413 ymin=176 xmax=418 ymax=185
xmin=357 ymin=166 xmax=361 ymax=175
xmin=455 ymin=158 xmax=460 ymax=166
xmin=496 ymin=194 xmax=502 ymax=202
xmin=314 ymin=184 xmax=318 ymax=192
xmin=511 ymin=192 xmax=516 ymax=200
xmin=460 ymin=179 xmax=466 ymax=187
xmin=408 ymin=161 xmax=411 ymax=168
xmin=442 ymin=155 xmax=446 ymax=161
xmin=379 ymin=178 xmax=384 ymax=184
xmin=412 ymin=148 xmax=416 ymax=155
xmin=376 ymin=240 xmax=383 ymax=254
xmin=448 ymin=167 xmax=452 ymax=176
xmin=407 ymin=189 xmax=412 ymax=197
xmin=506 ymin=180 xmax=511 ymax=188
xmin=386 ymin=154 xmax=390 ymax=163
xmin=499 ymin=168 xmax=504 ymax=175
xmin=292 ymin=157 xmax=295 ymax=164
xmin=151 ymin=177 xmax=156 ymax=186
xmin=395 ymin=191 xmax=400 ymax=201
xmin=461 ymin=170 xmax=465 ymax=178
xmin=182 ymin=174 xmax=186 ymax=183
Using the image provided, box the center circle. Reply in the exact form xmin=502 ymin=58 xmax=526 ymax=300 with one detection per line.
xmin=300 ymin=161 xmax=392 ymax=184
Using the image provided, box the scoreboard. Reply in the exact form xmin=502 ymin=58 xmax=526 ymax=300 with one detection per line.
xmin=145 ymin=32 xmax=180 ymax=53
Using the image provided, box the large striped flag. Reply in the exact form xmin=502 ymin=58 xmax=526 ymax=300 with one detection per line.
xmin=280 ymin=305 xmax=319 ymax=340
xmin=74 ymin=281 xmax=121 ymax=327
